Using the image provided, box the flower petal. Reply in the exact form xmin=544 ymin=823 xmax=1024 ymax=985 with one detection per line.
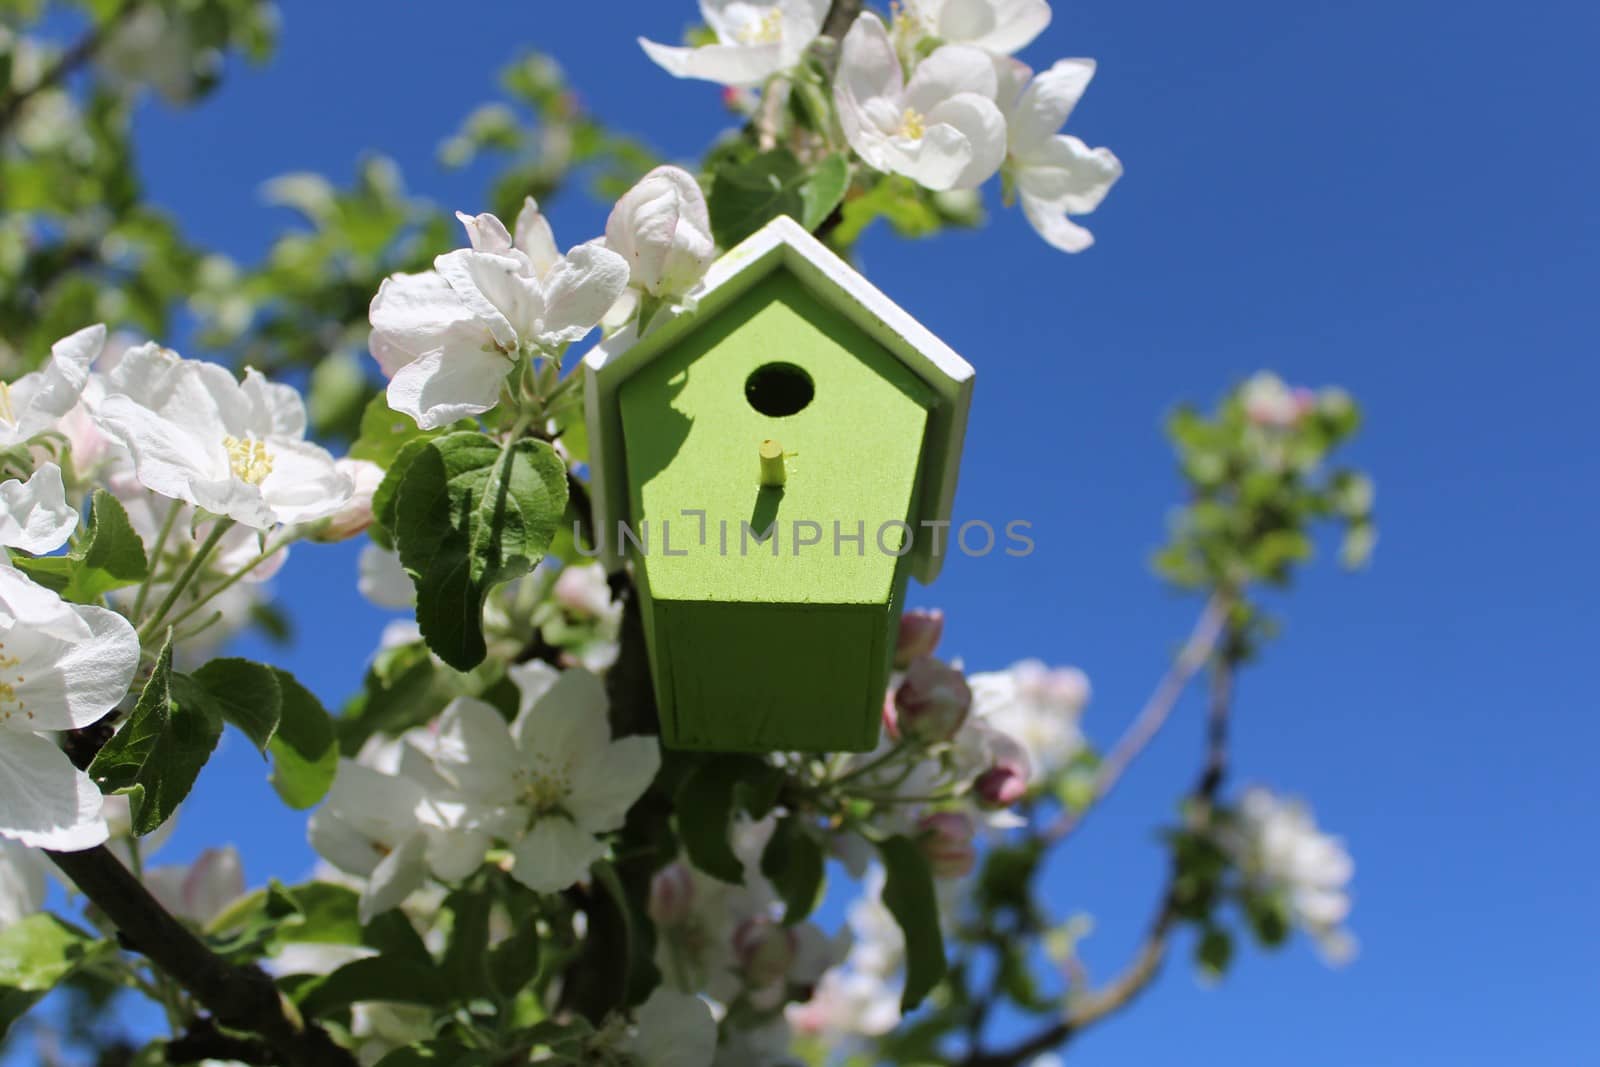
xmin=0 ymin=464 xmax=77 ymax=554
xmin=537 ymin=242 xmax=631 ymax=345
xmin=432 ymin=697 xmax=520 ymax=804
xmin=836 ymin=13 xmax=904 ymax=112
xmin=511 ymin=668 xmax=610 ymax=769
xmin=514 ymin=198 xmax=562 ymax=277
xmin=435 ymin=250 xmax=534 ymax=349
xmin=884 ymin=120 xmax=974 ymax=191
xmin=456 ymin=210 xmax=513 ymax=254
xmin=926 ymin=92 xmax=1007 ymax=188
xmin=368 ymin=271 xmax=485 ymax=379
xmin=567 ymin=735 xmax=661 ymax=835
xmin=508 ymin=816 xmax=606 ymax=895
xmin=1009 ymin=58 xmax=1096 ymax=155
xmin=1017 ymin=135 xmax=1122 ymax=213
xmin=903 ymin=44 xmax=997 ymax=116
xmin=359 ymin=831 xmax=428 ymax=923
xmin=638 ymin=37 xmax=782 ymax=88
xmin=933 ymin=0 xmax=1050 ymax=55
xmin=1020 ymin=191 xmax=1096 ymax=252
xmin=386 ymin=345 xmax=514 ymax=431
xmin=258 ymin=438 xmax=352 ymax=526
xmin=0 ymin=731 xmax=108 ymax=851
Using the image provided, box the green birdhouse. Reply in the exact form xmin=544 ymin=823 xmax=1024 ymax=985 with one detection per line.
xmin=583 ymin=216 xmax=973 ymax=753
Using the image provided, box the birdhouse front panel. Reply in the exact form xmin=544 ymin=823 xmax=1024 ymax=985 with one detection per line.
xmin=617 ymin=268 xmax=936 ymax=751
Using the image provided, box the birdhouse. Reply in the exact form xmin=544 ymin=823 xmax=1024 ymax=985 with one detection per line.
xmin=583 ymin=216 xmax=973 ymax=752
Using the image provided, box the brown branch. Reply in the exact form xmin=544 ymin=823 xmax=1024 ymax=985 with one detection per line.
xmin=967 ymin=602 xmax=1242 ymax=1067
xmin=1045 ymin=595 xmax=1228 ymax=843
xmin=47 ymin=846 xmax=357 ymax=1067
xmin=0 ymin=1 xmax=145 ymax=133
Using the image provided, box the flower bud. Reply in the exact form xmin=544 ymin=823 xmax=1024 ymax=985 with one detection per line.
xmin=894 ymin=657 xmax=972 ymax=742
xmin=317 ymin=458 xmax=383 ymax=542
xmin=731 ymin=915 xmax=797 ymax=988
xmin=605 ymin=166 xmax=715 ymax=301
xmin=1241 ymin=372 xmax=1308 ymax=430
xmin=974 ymin=763 xmax=1027 ymax=809
xmin=893 ymin=608 xmax=944 ymax=669
xmin=553 ymin=561 xmax=614 ymax=620
xmin=917 ymin=811 xmax=977 ymax=879
xmin=648 ymin=862 xmax=695 ymax=927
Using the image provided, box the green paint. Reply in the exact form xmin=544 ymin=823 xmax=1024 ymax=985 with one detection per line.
xmin=617 ymin=269 xmax=935 ymax=752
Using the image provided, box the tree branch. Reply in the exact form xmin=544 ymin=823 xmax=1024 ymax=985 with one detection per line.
xmin=47 ymin=846 xmax=357 ymax=1067
xmin=821 ymin=0 xmax=865 ymax=42
xmin=0 ymin=1 xmax=145 ymax=133
xmin=1044 ymin=595 xmax=1228 ymax=843
xmin=966 ymin=601 xmax=1241 ymax=1067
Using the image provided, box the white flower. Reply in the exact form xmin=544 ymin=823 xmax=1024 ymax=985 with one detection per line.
xmin=91 ymin=345 xmax=352 ymax=531
xmin=996 ymin=58 xmax=1122 ymax=252
xmin=787 ymin=968 xmax=901 ymax=1040
xmin=0 ymin=566 xmax=139 ymax=850
xmin=308 ymin=759 xmax=485 ymax=923
xmin=552 ymin=561 xmax=619 ymax=622
xmin=0 ymin=325 xmax=105 ymax=448
xmin=316 ymin=458 xmax=384 ymax=542
xmin=369 ymin=199 xmax=629 ymax=430
xmin=1226 ymin=788 xmax=1356 ymax=964
xmin=835 ymin=14 xmax=1006 ymax=191
xmin=969 ymin=659 xmax=1089 ymax=777
xmin=430 ymin=664 xmax=659 ymax=895
xmin=605 ymin=167 xmax=716 ymax=303
xmin=0 ymin=464 xmax=77 ymax=555
xmin=896 ymin=0 xmax=1051 ymax=56
xmin=639 ymin=0 xmax=828 ymax=87
xmin=0 ymin=838 xmax=48 ymax=928
xmin=1240 ymin=372 xmax=1313 ymax=429
xmin=144 ymin=845 xmax=246 ymax=926
xmin=623 ymin=989 xmax=719 ymax=1067
xmin=358 ymin=544 xmax=416 ymax=610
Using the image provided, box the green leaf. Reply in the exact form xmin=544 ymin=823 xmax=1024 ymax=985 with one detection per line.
xmin=295 ymin=957 xmax=452 ymax=1016
xmin=1196 ymin=925 xmax=1234 ymax=977
xmin=0 ymin=914 xmax=108 ymax=1036
xmin=266 ymin=669 xmax=338 ymax=808
xmin=709 ymin=149 xmax=850 ymax=248
xmin=441 ymin=885 xmax=493 ymax=1001
xmin=374 ymin=1041 xmax=493 ymax=1067
xmin=876 ymin=834 xmax=948 ymax=1012
xmin=13 ymin=490 xmax=147 ymax=602
xmin=488 ymin=918 xmax=543 ymax=1001
xmin=350 ymin=393 xmax=435 ymax=468
xmin=88 ymin=637 xmax=222 ymax=836
xmin=369 ymin=436 xmax=436 ymax=552
xmin=761 ymin=819 xmax=826 ymax=925
xmin=673 ymin=761 xmax=745 ymax=884
xmin=394 ymin=434 xmax=568 ymax=671
xmin=183 ymin=657 xmax=282 ymax=755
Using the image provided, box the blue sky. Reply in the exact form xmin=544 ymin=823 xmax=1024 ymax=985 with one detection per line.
xmin=37 ymin=0 xmax=1600 ymax=1062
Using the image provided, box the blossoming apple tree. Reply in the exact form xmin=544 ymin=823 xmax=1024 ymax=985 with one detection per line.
xmin=0 ymin=1 xmax=1375 ymax=1064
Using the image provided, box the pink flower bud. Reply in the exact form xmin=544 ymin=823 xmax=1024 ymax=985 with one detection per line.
xmin=917 ymin=811 xmax=977 ymax=879
xmin=974 ymin=763 xmax=1028 ymax=809
xmin=894 ymin=657 xmax=972 ymax=742
xmin=731 ymin=915 xmax=796 ymax=988
xmin=648 ymin=863 xmax=695 ymax=927
xmin=893 ymin=608 xmax=945 ymax=669
xmin=316 ymin=458 xmax=383 ymax=542
xmin=553 ymin=562 xmax=614 ymax=619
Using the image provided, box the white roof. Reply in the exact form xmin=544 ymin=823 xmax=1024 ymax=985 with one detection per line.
xmin=582 ymin=215 xmax=974 ymax=585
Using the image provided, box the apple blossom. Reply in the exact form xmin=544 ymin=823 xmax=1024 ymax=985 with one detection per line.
xmin=639 ymin=0 xmax=828 ymax=88
xmin=891 ymin=656 xmax=972 ymax=741
xmin=0 ymin=464 xmax=77 ymax=555
xmin=0 ymin=324 xmax=104 ymax=449
xmin=369 ymin=199 xmax=629 ymax=430
xmin=91 ymin=343 xmax=352 ymax=530
xmin=893 ymin=607 xmax=945 ymax=668
xmin=428 ymin=664 xmax=660 ymax=895
xmin=144 ymin=845 xmax=246 ymax=926
xmin=996 ymin=57 xmax=1122 ymax=252
xmin=359 ymin=544 xmax=416 ymax=609
xmin=315 ymin=457 xmax=384 ymax=542
xmin=895 ymin=0 xmax=1052 ymax=56
xmin=605 ymin=166 xmax=716 ymax=304
xmin=1241 ymin=372 xmax=1314 ymax=429
xmin=917 ymin=810 xmax=977 ymax=878
xmin=649 ymin=860 xmax=697 ymax=927
xmin=552 ymin=560 xmax=618 ymax=621
xmin=835 ymin=14 xmax=1006 ymax=191
xmin=970 ymin=658 xmax=1090 ymax=777
xmin=1224 ymin=787 xmax=1356 ymax=964
xmin=0 ymin=565 xmax=139 ymax=850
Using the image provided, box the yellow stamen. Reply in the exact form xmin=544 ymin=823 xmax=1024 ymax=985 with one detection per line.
xmin=0 ymin=381 xmax=14 ymax=426
xmin=735 ymin=8 xmax=784 ymax=45
xmin=224 ymin=435 xmax=273 ymax=486
xmin=898 ymin=107 xmax=926 ymax=140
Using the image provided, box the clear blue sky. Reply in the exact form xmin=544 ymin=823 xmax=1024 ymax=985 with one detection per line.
xmin=64 ymin=0 xmax=1600 ymax=1062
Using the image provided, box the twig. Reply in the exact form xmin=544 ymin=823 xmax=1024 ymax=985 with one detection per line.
xmin=46 ymin=846 xmax=357 ymax=1067
xmin=965 ymin=605 xmax=1241 ymax=1067
xmin=1044 ymin=595 xmax=1228 ymax=843
xmin=821 ymin=0 xmax=865 ymax=42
